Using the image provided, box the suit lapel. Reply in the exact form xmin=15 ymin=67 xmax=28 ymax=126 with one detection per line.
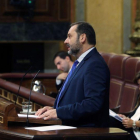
xmin=57 ymin=48 xmax=98 ymax=105
xmin=57 ymin=60 xmax=85 ymax=104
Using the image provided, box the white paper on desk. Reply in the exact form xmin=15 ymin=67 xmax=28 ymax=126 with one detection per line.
xmin=18 ymin=114 xmax=38 ymax=118
xmin=109 ymin=109 xmax=123 ymax=122
xmin=25 ymin=125 xmax=77 ymax=131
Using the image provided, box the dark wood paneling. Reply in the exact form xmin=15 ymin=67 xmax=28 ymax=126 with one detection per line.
xmin=0 ymin=126 xmax=130 ymax=140
xmin=58 ymin=0 xmax=70 ymax=21
xmin=0 ymin=0 xmax=71 ymax=22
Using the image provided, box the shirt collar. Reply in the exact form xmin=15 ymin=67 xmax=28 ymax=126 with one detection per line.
xmin=77 ymin=47 xmax=95 ymax=63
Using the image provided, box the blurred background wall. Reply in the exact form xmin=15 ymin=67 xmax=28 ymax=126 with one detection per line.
xmin=0 ymin=0 xmax=137 ymax=72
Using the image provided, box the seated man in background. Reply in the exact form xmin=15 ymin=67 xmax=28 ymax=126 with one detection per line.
xmin=51 ymin=51 xmax=73 ymax=97
xmin=110 ymin=71 xmax=140 ymax=140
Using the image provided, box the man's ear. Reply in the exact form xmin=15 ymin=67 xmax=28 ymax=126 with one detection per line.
xmin=65 ymin=56 xmax=70 ymax=61
xmin=80 ymin=33 xmax=86 ymax=44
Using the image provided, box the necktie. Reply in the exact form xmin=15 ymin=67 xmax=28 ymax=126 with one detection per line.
xmin=56 ymin=60 xmax=79 ymax=108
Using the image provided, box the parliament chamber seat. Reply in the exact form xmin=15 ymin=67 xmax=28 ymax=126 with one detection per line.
xmin=100 ymin=53 xmax=140 ymax=114
xmin=101 ymin=53 xmax=131 ymax=112
xmin=119 ymin=57 xmax=140 ymax=114
xmin=99 ymin=52 xmax=115 ymax=66
xmin=109 ymin=54 xmax=130 ymax=110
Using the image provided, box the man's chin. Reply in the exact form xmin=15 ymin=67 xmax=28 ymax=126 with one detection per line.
xmin=68 ymin=50 xmax=79 ymax=56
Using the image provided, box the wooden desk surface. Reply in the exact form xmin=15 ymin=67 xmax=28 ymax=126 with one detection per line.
xmin=0 ymin=125 xmax=129 ymax=140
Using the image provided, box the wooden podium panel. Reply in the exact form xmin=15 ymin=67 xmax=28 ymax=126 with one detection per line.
xmin=0 ymin=126 xmax=129 ymax=140
xmin=8 ymin=116 xmax=61 ymax=125
xmin=0 ymin=98 xmax=61 ymax=127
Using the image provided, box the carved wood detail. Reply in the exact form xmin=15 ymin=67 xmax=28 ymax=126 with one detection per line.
xmin=0 ymin=0 xmax=70 ymax=22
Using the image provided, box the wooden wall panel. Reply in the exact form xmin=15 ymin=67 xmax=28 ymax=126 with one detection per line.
xmin=0 ymin=0 xmax=71 ymax=22
xmin=58 ymin=0 xmax=70 ymax=21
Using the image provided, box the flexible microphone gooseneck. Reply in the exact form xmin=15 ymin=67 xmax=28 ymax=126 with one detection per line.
xmin=15 ymin=66 xmax=32 ymax=105
xmin=26 ymin=70 xmax=40 ymax=126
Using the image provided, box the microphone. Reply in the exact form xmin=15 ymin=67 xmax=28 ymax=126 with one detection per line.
xmin=15 ymin=66 xmax=32 ymax=105
xmin=26 ymin=70 xmax=40 ymax=126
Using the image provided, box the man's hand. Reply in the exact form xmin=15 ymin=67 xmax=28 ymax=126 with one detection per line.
xmin=37 ymin=109 xmax=57 ymax=120
xmin=57 ymin=73 xmax=68 ymax=80
xmin=35 ymin=106 xmax=53 ymax=116
xmin=122 ymin=117 xmax=133 ymax=128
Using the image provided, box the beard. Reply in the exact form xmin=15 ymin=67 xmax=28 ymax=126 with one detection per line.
xmin=68 ymin=40 xmax=82 ymax=56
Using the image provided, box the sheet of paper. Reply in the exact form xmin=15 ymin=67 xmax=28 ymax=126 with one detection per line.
xmin=25 ymin=125 xmax=77 ymax=131
xmin=18 ymin=114 xmax=38 ymax=118
xmin=109 ymin=109 xmax=122 ymax=122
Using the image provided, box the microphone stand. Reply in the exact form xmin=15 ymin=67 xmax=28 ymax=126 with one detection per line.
xmin=15 ymin=66 xmax=32 ymax=105
xmin=26 ymin=70 xmax=40 ymax=127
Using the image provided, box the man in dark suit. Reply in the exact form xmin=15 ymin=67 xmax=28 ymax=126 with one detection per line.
xmin=36 ymin=21 xmax=110 ymax=127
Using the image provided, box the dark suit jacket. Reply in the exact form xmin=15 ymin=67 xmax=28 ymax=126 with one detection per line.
xmin=54 ymin=48 xmax=110 ymax=127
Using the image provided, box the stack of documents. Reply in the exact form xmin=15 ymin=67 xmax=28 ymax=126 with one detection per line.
xmin=25 ymin=125 xmax=77 ymax=131
xmin=18 ymin=114 xmax=38 ymax=118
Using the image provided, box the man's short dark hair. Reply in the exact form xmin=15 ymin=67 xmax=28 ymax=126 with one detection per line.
xmin=53 ymin=51 xmax=72 ymax=61
xmin=70 ymin=21 xmax=96 ymax=46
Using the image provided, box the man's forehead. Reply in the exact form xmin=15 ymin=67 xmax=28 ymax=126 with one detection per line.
xmin=55 ymin=56 xmax=61 ymax=61
xmin=55 ymin=56 xmax=66 ymax=62
xmin=68 ymin=25 xmax=77 ymax=34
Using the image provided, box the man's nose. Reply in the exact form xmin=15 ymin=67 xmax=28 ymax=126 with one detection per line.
xmin=57 ymin=65 xmax=61 ymax=70
xmin=64 ymin=38 xmax=68 ymax=44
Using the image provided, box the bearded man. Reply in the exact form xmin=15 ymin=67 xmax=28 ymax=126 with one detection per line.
xmin=36 ymin=22 xmax=110 ymax=127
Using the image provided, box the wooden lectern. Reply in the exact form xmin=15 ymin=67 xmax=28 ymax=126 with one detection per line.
xmin=0 ymin=98 xmax=61 ymax=127
xmin=0 ymin=98 xmax=18 ymax=126
xmin=0 ymin=98 xmax=130 ymax=140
